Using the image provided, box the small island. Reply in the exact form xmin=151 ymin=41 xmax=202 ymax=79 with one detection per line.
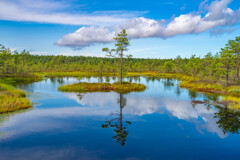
xmin=58 ymin=30 xmax=146 ymax=94
xmin=58 ymin=82 xmax=146 ymax=93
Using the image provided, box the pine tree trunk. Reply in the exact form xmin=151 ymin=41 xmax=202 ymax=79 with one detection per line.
xmin=226 ymin=65 xmax=229 ymax=86
xmin=237 ymin=64 xmax=239 ymax=83
xmin=226 ymin=73 xmax=229 ymax=86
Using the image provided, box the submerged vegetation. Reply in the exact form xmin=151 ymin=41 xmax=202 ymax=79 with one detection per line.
xmin=58 ymin=82 xmax=146 ymax=93
xmin=0 ymin=81 xmax=32 ymax=113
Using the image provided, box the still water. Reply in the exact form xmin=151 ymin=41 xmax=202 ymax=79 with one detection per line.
xmin=0 ymin=76 xmax=240 ymax=160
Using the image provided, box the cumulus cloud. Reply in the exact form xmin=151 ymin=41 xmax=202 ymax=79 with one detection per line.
xmin=56 ymin=0 xmax=240 ymax=49
xmin=55 ymin=26 xmax=115 ymax=48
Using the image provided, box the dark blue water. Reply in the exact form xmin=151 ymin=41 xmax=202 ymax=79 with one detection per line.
xmin=0 ymin=77 xmax=240 ymax=160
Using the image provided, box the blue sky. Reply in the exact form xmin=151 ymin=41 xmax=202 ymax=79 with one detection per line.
xmin=0 ymin=0 xmax=240 ymax=58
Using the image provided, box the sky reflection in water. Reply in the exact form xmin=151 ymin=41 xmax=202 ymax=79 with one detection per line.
xmin=0 ymin=77 xmax=240 ymax=160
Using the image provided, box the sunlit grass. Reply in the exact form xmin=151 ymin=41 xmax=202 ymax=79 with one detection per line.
xmin=180 ymin=81 xmax=226 ymax=93
xmin=0 ymin=82 xmax=26 ymax=97
xmin=0 ymin=96 xmax=31 ymax=114
xmin=0 ymin=81 xmax=32 ymax=114
xmin=58 ymin=82 xmax=146 ymax=93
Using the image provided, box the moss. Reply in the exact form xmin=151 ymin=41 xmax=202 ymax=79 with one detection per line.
xmin=58 ymin=82 xmax=146 ymax=93
xmin=0 ymin=82 xmax=32 ymax=114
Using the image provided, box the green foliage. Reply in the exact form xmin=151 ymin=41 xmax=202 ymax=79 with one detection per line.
xmin=102 ymin=29 xmax=131 ymax=84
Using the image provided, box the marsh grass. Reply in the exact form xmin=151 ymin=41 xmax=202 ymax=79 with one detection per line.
xmin=58 ymin=82 xmax=146 ymax=93
xmin=0 ymin=82 xmax=32 ymax=114
xmin=0 ymin=73 xmax=42 ymax=78
xmin=137 ymin=72 xmax=240 ymax=99
xmin=180 ymin=81 xmax=226 ymax=94
xmin=42 ymin=72 xmax=118 ymax=77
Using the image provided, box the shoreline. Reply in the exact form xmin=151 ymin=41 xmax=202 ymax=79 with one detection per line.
xmin=0 ymin=81 xmax=32 ymax=114
xmin=6 ymin=71 xmax=240 ymax=97
xmin=2 ymin=71 xmax=240 ymax=113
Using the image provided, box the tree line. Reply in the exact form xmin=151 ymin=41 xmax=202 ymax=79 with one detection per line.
xmin=0 ymin=36 xmax=239 ymax=85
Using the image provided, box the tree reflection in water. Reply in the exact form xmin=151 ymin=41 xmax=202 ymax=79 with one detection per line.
xmin=214 ymin=106 xmax=240 ymax=135
xmin=102 ymin=93 xmax=131 ymax=146
xmin=188 ymin=89 xmax=240 ymax=135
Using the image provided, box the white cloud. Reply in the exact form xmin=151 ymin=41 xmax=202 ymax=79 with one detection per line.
xmin=55 ymin=26 xmax=115 ymax=48
xmin=0 ymin=0 xmax=137 ymax=25
xmin=56 ymin=0 xmax=240 ymax=49
xmin=163 ymin=14 xmax=202 ymax=36
xmin=119 ymin=17 xmax=164 ymax=38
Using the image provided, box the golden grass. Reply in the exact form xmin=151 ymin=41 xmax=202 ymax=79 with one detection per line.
xmin=0 ymin=82 xmax=32 ymax=114
xmin=180 ymin=81 xmax=226 ymax=94
xmin=0 ymin=96 xmax=31 ymax=114
xmin=58 ymin=82 xmax=146 ymax=93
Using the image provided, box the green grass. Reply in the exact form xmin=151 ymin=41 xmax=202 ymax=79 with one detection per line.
xmin=0 ymin=82 xmax=32 ymax=114
xmin=58 ymin=82 xmax=146 ymax=93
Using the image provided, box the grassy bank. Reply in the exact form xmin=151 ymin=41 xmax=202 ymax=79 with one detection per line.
xmin=0 ymin=81 xmax=32 ymax=114
xmin=178 ymin=78 xmax=240 ymax=97
xmin=137 ymin=72 xmax=240 ymax=97
xmin=42 ymin=72 xmax=118 ymax=77
xmin=42 ymin=71 xmax=162 ymax=77
xmin=5 ymin=71 xmax=240 ymax=97
xmin=42 ymin=71 xmax=240 ymax=96
xmin=41 ymin=71 xmax=195 ymax=79
xmin=0 ymin=73 xmax=43 ymax=84
xmin=58 ymin=82 xmax=146 ymax=93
